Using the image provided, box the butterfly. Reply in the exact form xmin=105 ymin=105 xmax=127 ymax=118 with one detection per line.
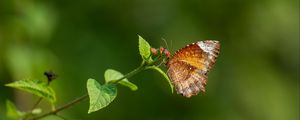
xmin=166 ymin=40 xmax=220 ymax=98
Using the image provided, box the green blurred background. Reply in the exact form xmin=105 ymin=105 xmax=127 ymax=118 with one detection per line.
xmin=0 ymin=0 xmax=299 ymax=120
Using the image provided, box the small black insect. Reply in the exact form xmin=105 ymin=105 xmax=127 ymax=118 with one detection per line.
xmin=44 ymin=71 xmax=58 ymax=84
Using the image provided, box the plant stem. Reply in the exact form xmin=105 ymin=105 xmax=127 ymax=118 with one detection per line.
xmin=31 ymin=98 xmax=42 ymax=110
xmin=111 ymin=63 xmax=146 ymax=83
xmin=145 ymin=66 xmax=173 ymax=93
xmin=28 ymin=61 xmax=154 ymax=120
xmin=27 ymin=94 xmax=88 ymax=120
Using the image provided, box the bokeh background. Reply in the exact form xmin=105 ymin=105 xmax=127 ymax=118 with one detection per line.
xmin=0 ymin=0 xmax=299 ymax=120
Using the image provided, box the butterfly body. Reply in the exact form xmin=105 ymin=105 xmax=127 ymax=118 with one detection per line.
xmin=166 ymin=40 xmax=220 ymax=98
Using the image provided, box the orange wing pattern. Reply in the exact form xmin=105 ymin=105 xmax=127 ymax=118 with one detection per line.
xmin=166 ymin=40 xmax=220 ymax=97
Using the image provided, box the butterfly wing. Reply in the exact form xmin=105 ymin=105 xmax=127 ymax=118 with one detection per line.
xmin=166 ymin=40 xmax=220 ymax=97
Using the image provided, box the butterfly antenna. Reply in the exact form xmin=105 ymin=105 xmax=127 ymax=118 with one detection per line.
xmin=157 ymin=59 xmax=167 ymax=67
xmin=170 ymin=39 xmax=173 ymax=52
xmin=161 ymin=38 xmax=169 ymax=50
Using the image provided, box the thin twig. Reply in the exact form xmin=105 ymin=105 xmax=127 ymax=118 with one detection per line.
xmin=111 ymin=63 xmax=146 ymax=83
xmin=54 ymin=113 xmax=67 ymax=120
xmin=31 ymin=98 xmax=43 ymax=110
xmin=27 ymin=94 xmax=88 ymax=120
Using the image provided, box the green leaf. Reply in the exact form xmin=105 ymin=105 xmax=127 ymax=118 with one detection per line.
xmin=87 ymin=78 xmax=117 ymax=114
xmin=105 ymin=69 xmax=138 ymax=91
xmin=5 ymin=80 xmax=56 ymax=103
xmin=146 ymin=66 xmax=174 ymax=93
xmin=6 ymin=100 xmax=23 ymax=119
xmin=138 ymin=35 xmax=151 ymax=60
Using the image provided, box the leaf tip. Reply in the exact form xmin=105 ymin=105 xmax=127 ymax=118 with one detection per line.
xmin=87 ymin=78 xmax=96 ymax=83
xmin=130 ymin=86 xmax=138 ymax=91
xmin=5 ymin=83 xmax=13 ymax=87
xmin=87 ymin=110 xmax=93 ymax=114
